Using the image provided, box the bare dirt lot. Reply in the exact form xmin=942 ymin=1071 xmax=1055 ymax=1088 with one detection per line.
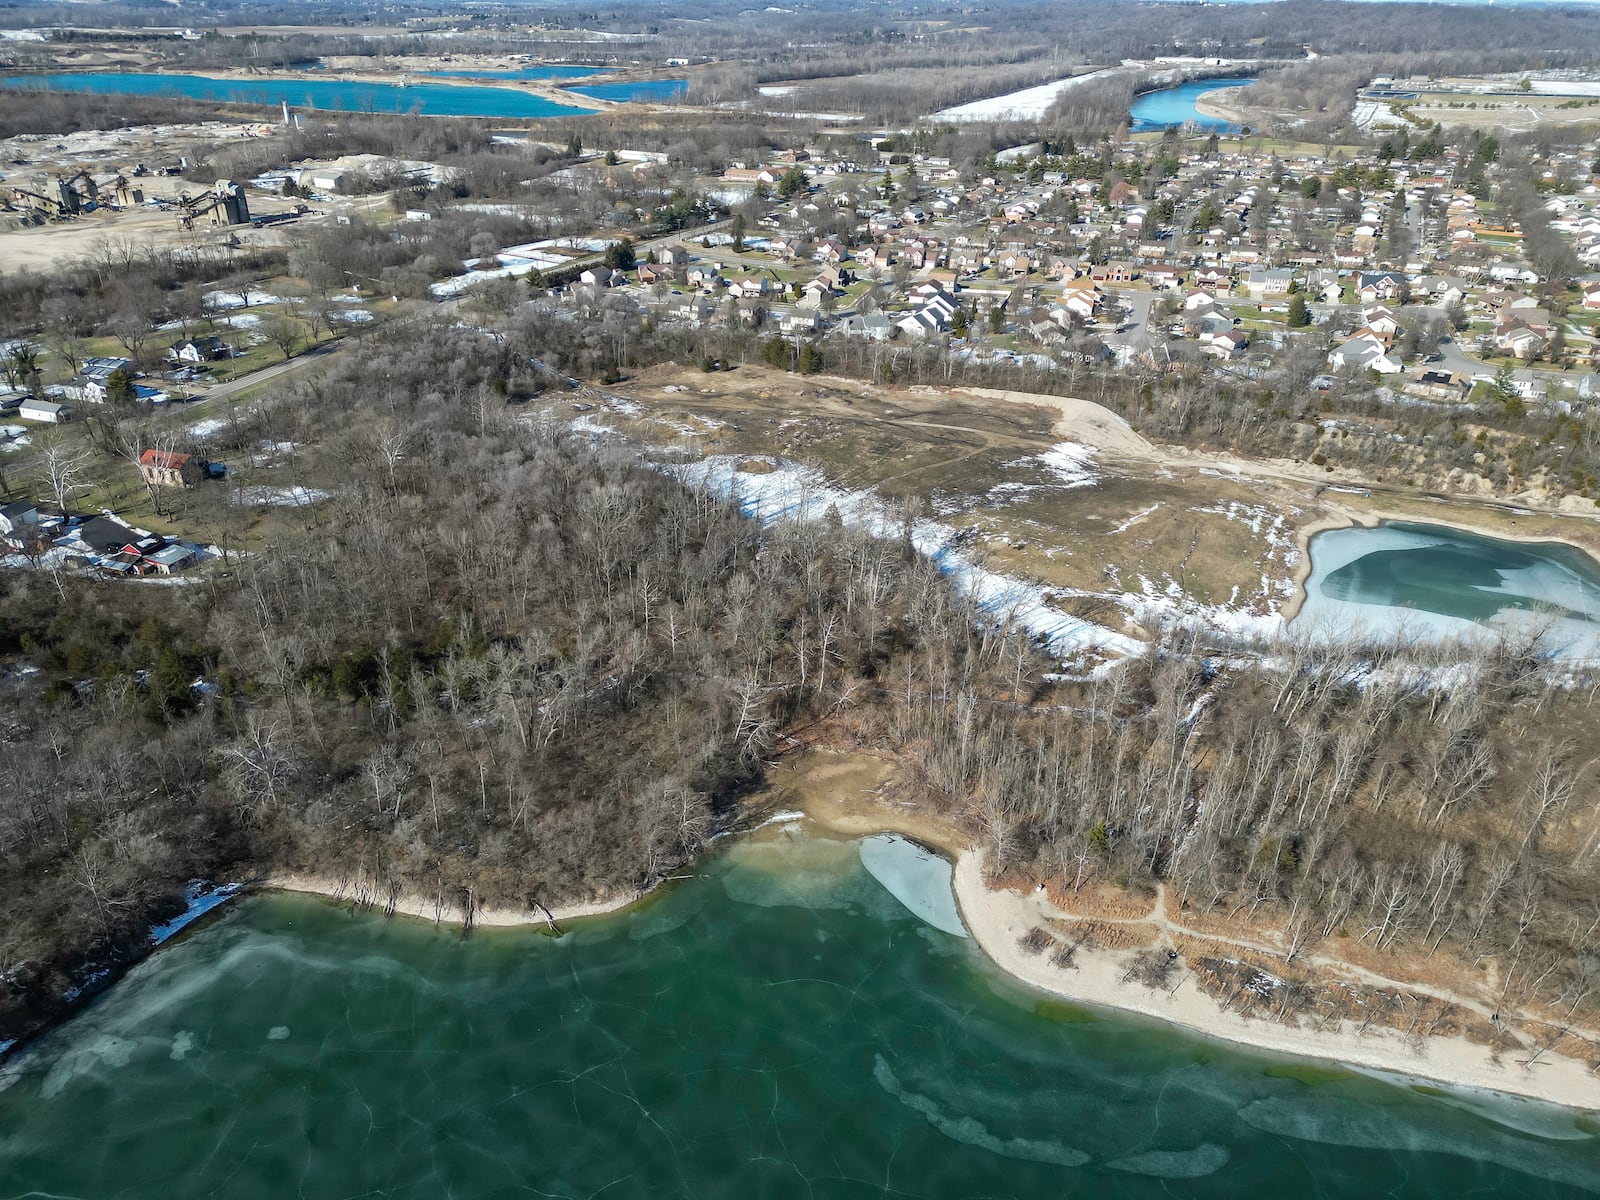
xmin=0 ymin=122 xmax=335 ymax=272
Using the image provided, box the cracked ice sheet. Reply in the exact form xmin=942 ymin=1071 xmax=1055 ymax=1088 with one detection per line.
xmin=673 ymin=456 xmax=1142 ymax=659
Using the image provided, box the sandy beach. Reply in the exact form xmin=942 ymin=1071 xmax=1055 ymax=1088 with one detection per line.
xmin=1192 ymin=86 xmax=1258 ymax=129
xmin=951 ymin=850 xmax=1600 ymax=1113
xmin=261 ymin=735 xmax=1600 ymax=1117
xmin=265 ymin=871 xmax=643 ymax=929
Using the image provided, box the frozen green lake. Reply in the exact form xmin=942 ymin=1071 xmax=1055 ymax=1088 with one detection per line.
xmin=1 ymin=831 xmax=1596 ymax=1197
xmin=1297 ymin=520 xmax=1600 ymax=657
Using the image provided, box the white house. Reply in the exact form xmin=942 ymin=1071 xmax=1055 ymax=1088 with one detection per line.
xmin=18 ymin=398 xmax=71 ymax=423
xmin=1328 ymin=337 xmax=1402 ymax=374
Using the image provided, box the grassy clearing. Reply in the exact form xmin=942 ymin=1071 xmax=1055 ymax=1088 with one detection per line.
xmin=613 ymin=363 xmax=1310 ymax=619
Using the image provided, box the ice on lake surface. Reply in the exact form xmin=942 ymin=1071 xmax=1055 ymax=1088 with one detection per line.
xmin=1 ymin=831 xmax=1595 ymax=1199
xmin=858 ymin=833 xmax=968 ymax=937
xmin=1296 ymin=521 xmax=1600 ymax=659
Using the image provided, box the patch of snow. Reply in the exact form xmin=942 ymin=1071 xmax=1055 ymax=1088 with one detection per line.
xmin=936 ymin=67 xmax=1122 ymax=122
xmin=203 ymin=289 xmax=287 ymax=310
xmin=676 ymin=455 xmax=1141 ymax=659
xmin=231 ymin=485 xmax=330 ymax=507
xmin=1110 ymin=503 xmax=1161 ymax=534
xmin=149 ymin=881 xmax=243 ymax=945
xmin=755 ymin=810 xmax=806 ymax=829
xmin=1036 ymin=441 xmax=1099 ymax=488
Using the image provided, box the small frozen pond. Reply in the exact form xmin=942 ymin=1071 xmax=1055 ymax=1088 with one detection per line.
xmin=1295 ymin=521 xmax=1600 ymax=659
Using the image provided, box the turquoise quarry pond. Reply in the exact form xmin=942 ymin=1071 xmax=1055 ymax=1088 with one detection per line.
xmin=1297 ymin=521 xmax=1600 ymax=657
xmin=0 ymin=71 xmax=598 ymax=118
xmin=567 ymin=77 xmax=689 ymax=103
xmin=422 ymin=65 xmax=606 ymax=80
xmin=1129 ymin=77 xmax=1255 ymax=133
xmin=2 ymin=831 xmax=1596 ymax=1198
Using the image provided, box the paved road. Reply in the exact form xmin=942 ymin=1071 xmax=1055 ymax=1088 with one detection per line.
xmin=1432 ymin=333 xmax=1583 ymax=386
xmin=1101 ymin=289 xmax=1159 ymax=350
xmin=194 ymin=338 xmax=347 ymax=403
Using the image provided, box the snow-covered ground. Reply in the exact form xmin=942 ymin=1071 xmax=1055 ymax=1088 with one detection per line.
xmin=935 ymin=67 xmax=1122 ymax=122
xmin=188 ymin=416 xmax=231 ymax=439
xmin=203 ymin=290 xmax=289 ymax=311
xmin=986 ymin=442 xmax=1100 ymax=507
xmin=231 ymin=485 xmax=331 ymax=507
xmin=676 ymin=454 xmax=1143 ymax=660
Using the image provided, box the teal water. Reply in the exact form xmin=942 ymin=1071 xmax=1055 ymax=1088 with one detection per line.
xmin=2 ymin=830 xmax=1596 ymax=1198
xmin=0 ymin=72 xmax=597 ymax=118
xmin=422 ymin=65 xmax=607 ymax=80
xmin=1298 ymin=520 xmax=1600 ymax=657
xmin=568 ymin=78 xmax=688 ymax=103
xmin=1130 ymin=77 xmax=1254 ymax=133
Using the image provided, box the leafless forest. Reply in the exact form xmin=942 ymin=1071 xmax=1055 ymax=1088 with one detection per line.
xmin=2 ymin=316 xmax=1599 ymax=1050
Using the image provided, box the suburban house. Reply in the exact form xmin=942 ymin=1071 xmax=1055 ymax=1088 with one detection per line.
xmin=1243 ymin=268 xmax=1294 ymax=300
xmin=1089 ymin=261 xmax=1135 ymax=284
xmin=676 ymin=294 xmax=717 ymax=324
xmin=780 ymin=308 xmax=822 ymax=334
xmin=1357 ymin=271 xmax=1406 ymax=304
xmin=97 ymin=538 xmax=198 ymax=577
xmin=655 ymin=245 xmax=690 ymax=268
xmin=1186 ymin=308 xmax=1237 ymax=338
xmin=139 ymin=449 xmax=205 ymax=490
xmin=686 ymin=264 xmax=723 ymax=291
xmin=1306 ymin=270 xmax=1342 ymax=305
xmin=727 ymin=275 xmax=772 ymax=300
xmin=170 ymin=335 xmax=231 ymax=363
xmin=1328 ymin=335 xmax=1403 ymax=374
xmin=1058 ymin=280 xmax=1103 ymax=321
xmin=839 ymin=314 xmax=894 ymax=340
xmin=1494 ymin=316 xmax=1548 ymax=360
xmin=1145 ymin=265 xmax=1185 ymax=291
xmin=0 ymin=499 xmax=38 ymax=545
xmin=1362 ymin=306 xmax=1402 ymax=336
xmin=1204 ymin=329 xmax=1250 ymax=359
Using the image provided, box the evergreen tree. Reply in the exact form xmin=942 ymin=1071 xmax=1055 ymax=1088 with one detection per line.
xmin=1287 ymin=293 xmax=1311 ymax=328
xmin=603 ymin=239 xmax=636 ymax=271
xmin=105 ymin=367 xmax=135 ymax=405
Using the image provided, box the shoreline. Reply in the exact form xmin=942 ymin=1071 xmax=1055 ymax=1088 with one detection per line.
xmin=949 ymin=850 xmax=1600 ymax=1114
xmin=1192 ymin=86 xmax=1256 ymax=129
xmin=263 ymin=871 xmax=647 ymax=930
xmin=10 ymin=802 xmax=1600 ymax=1115
xmin=772 ymin=747 xmax=1600 ymax=1114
